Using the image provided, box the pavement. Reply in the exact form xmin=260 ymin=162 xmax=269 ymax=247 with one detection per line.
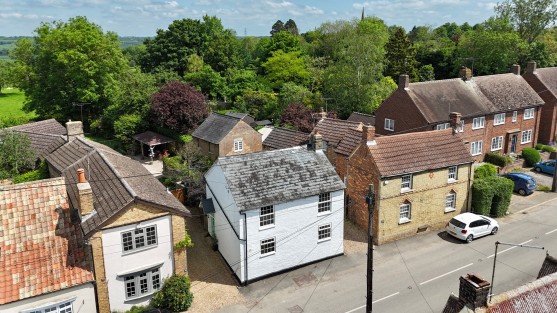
xmin=508 ymin=188 xmax=557 ymax=214
xmin=132 ymin=154 xmax=163 ymax=177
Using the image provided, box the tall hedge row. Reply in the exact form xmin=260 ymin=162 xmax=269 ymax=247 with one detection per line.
xmin=522 ymin=148 xmax=541 ymax=167
xmin=471 ymin=176 xmax=514 ymax=217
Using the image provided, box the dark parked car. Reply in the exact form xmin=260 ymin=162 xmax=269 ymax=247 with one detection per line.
xmin=534 ymin=159 xmax=556 ymax=175
xmin=499 ymin=172 xmax=537 ymax=196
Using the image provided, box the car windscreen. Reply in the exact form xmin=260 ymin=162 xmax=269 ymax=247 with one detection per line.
xmin=449 ymin=218 xmax=466 ymax=228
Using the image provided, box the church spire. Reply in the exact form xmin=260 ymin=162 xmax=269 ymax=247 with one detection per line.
xmin=361 ymin=7 xmax=365 ymax=20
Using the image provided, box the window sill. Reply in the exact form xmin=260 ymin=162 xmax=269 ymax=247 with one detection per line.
xmin=122 ymin=244 xmax=158 ymax=256
xmin=400 ymin=188 xmax=413 ymax=194
xmin=125 ymin=290 xmax=159 ymax=302
xmin=260 ymin=251 xmax=275 ymax=258
xmin=524 ymin=117 xmax=534 ymax=120
xmin=318 ymin=237 xmax=332 ymax=243
xmin=317 ymin=210 xmax=332 ymax=217
xmin=259 ymin=224 xmax=275 ymax=231
xmin=444 ymin=208 xmax=456 ymax=213
xmin=471 ymin=153 xmax=482 ymax=156
xmin=493 ymin=123 xmax=505 ymax=126
xmin=491 ymin=148 xmax=502 ymax=152
xmin=472 ymin=127 xmax=484 ymax=130
xmin=448 ymin=179 xmax=458 ymax=184
xmin=399 ymin=218 xmax=411 ymax=225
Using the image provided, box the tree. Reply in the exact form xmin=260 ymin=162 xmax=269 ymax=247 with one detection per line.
xmin=151 ymin=81 xmax=209 ymax=134
xmin=271 ymin=20 xmax=285 ymax=36
xmin=261 ymin=50 xmax=310 ymax=90
xmin=284 ymin=19 xmax=299 ymax=36
xmin=385 ymin=27 xmax=418 ymax=80
xmin=0 ymin=130 xmax=36 ymax=179
xmin=11 ymin=16 xmax=128 ymax=122
xmin=0 ymin=61 xmax=14 ymax=92
xmin=280 ymin=102 xmax=313 ymax=133
xmin=184 ymin=64 xmax=227 ymax=100
xmin=495 ymin=0 xmax=557 ymax=43
xmin=418 ymin=64 xmax=435 ymax=81
xmin=234 ymin=89 xmax=279 ymax=121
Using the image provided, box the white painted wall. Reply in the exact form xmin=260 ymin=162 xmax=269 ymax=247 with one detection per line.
xmin=245 ymin=189 xmax=344 ymax=281
xmin=1 ymin=283 xmax=96 ymax=313
xmin=101 ymin=215 xmax=174 ymax=312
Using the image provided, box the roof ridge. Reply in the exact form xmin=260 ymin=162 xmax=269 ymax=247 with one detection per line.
xmin=352 ymin=112 xmax=374 ymax=117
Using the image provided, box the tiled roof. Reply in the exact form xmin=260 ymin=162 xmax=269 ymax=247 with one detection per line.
xmin=532 ymin=67 xmax=557 ymax=99
xmin=210 ymin=146 xmax=344 ymax=211
xmin=473 ymin=73 xmax=544 ymax=112
xmin=441 ymin=294 xmax=466 ymax=313
xmin=537 ymin=254 xmax=557 ymax=279
xmin=347 ymin=112 xmax=376 ymax=126
xmin=486 ymin=271 xmax=557 ymax=313
xmin=368 ymin=129 xmax=473 ymax=177
xmin=46 ymin=137 xmax=190 ymax=237
xmin=263 ymin=127 xmax=309 ymax=150
xmin=335 ymin=128 xmax=362 ymax=156
xmin=313 ymin=118 xmax=362 ymax=146
xmin=0 ymin=177 xmax=94 ymax=304
xmin=225 ymin=112 xmax=255 ymax=125
xmin=10 ymin=118 xmax=67 ymax=135
xmin=133 ymin=130 xmax=174 ymax=146
xmin=192 ymin=113 xmax=242 ymax=144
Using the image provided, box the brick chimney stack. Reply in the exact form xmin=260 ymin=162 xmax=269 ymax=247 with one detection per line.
xmin=362 ymin=125 xmax=375 ymax=143
xmin=398 ymin=75 xmax=409 ymax=90
xmin=526 ymin=61 xmax=537 ymax=74
xmin=449 ymin=112 xmax=462 ymax=130
xmin=511 ymin=64 xmax=521 ymax=75
xmin=77 ymin=168 xmax=94 ymax=216
xmin=460 ymin=66 xmax=472 ymax=81
xmin=66 ymin=120 xmax=84 ymax=142
xmin=458 ymin=274 xmax=490 ymax=310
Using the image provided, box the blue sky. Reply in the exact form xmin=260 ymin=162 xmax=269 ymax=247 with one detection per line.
xmin=0 ymin=0 xmax=497 ymax=37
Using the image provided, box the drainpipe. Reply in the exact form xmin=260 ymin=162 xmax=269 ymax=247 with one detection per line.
xmin=467 ymin=163 xmax=473 ymax=212
xmin=242 ymin=212 xmax=248 ymax=285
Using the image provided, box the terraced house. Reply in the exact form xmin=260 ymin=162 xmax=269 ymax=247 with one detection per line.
xmin=523 ymin=61 xmax=557 ymax=145
xmin=375 ymin=66 xmax=544 ymax=161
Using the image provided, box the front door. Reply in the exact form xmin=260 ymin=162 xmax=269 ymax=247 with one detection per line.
xmin=510 ymin=135 xmax=517 ymax=154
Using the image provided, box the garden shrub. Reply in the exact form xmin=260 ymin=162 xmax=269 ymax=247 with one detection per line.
xmin=151 ymin=275 xmax=193 ymax=312
xmin=471 ymin=176 xmax=513 ymax=217
xmin=484 ymin=152 xmax=511 ymax=167
xmin=474 ymin=163 xmax=497 ymax=180
xmin=535 ymin=143 xmax=544 ymax=150
xmin=542 ymin=145 xmax=556 ymax=153
xmin=522 ymin=148 xmax=541 ymax=167
xmin=12 ymin=161 xmax=50 ymax=184
xmin=537 ymin=184 xmax=551 ymax=192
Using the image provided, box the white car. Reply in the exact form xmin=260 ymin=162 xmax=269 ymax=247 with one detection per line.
xmin=446 ymin=212 xmax=499 ymax=243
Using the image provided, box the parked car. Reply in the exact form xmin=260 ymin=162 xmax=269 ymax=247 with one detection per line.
xmin=499 ymin=172 xmax=537 ymax=196
xmin=534 ymin=159 xmax=556 ymax=175
xmin=446 ymin=212 xmax=499 ymax=243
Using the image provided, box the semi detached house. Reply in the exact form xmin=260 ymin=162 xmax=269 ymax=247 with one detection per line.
xmin=204 ymin=144 xmax=345 ymax=284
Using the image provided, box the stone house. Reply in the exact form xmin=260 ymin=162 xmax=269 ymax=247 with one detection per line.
xmin=45 ymin=136 xmax=191 ymax=312
xmin=8 ymin=118 xmax=70 ymax=160
xmin=523 ymin=61 xmax=557 ymax=145
xmin=204 ymin=145 xmax=345 ymax=284
xmin=192 ymin=112 xmax=262 ymax=159
xmin=347 ymin=126 xmax=474 ymax=244
xmin=0 ymin=178 xmax=97 ymax=313
xmin=374 ymin=66 xmax=545 ymax=161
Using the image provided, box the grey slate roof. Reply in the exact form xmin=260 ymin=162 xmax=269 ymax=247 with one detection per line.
xmin=10 ymin=118 xmax=67 ymax=135
xmin=46 ymin=137 xmax=190 ymax=237
xmin=263 ymin=127 xmax=309 ymax=150
xmin=9 ymin=119 xmax=68 ymax=160
xmin=538 ymin=254 xmax=557 ymax=279
xmin=347 ymin=112 xmax=376 ymax=126
xmin=473 ymin=73 xmax=544 ymax=112
xmin=192 ymin=112 xmax=242 ymax=144
xmin=210 ymin=146 xmax=344 ymax=211
xmin=225 ymin=112 xmax=255 ymax=125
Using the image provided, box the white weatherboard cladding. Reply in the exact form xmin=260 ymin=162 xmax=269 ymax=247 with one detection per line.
xmin=245 ymin=189 xmax=344 ymax=281
xmin=0 ymin=283 xmax=96 ymax=313
xmin=205 ymin=165 xmax=244 ymax=280
xmin=101 ymin=215 xmax=174 ymax=312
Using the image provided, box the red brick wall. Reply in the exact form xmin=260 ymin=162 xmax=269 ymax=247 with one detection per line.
xmin=375 ymin=90 xmax=429 ymax=136
xmin=524 ymin=72 xmax=557 ymax=144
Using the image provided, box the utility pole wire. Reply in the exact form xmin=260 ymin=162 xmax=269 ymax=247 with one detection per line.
xmin=72 ymin=102 xmax=90 ymax=123
xmin=366 ymin=183 xmax=375 ymax=313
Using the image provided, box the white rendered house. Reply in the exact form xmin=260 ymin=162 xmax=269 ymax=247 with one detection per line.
xmin=204 ymin=145 xmax=345 ymax=284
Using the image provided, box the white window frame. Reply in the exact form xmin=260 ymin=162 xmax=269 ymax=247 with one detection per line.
xmin=448 ymin=166 xmax=458 ymax=181
xmin=318 ymin=223 xmax=332 ymax=241
xmin=491 ymin=136 xmax=503 ymax=151
xmin=23 ymin=298 xmax=76 ymax=313
xmin=494 ymin=113 xmax=505 ymax=125
xmin=459 ymin=120 xmax=464 ymax=132
xmin=445 ymin=192 xmax=456 ymax=213
xmin=521 ymin=129 xmax=532 ymax=144
xmin=259 ymin=205 xmax=275 ymax=228
xmin=124 ymin=267 xmax=161 ymax=300
xmin=122 ymin=225 xmax=157 ymax=253
xmin=512 ymin=111 xmax=517 ymax=122
xmin=260 ymin=237 xmax=276 ymax=256
xmin=472 ymin=116 xmax=485 ymax=129
xmin=318 ymin=192 xmax=331 ymax=214
xmin=524 ymin=108 xmax=534 ymax=120
xmin=471 ymin=141 xmax=483 ymax=156
xmin=401 ymin=174 xmax=412 ymax=192
xmin=399 ymin=203 xmax=411 ymax=224
xmin=234 ymin=138 xmax=244 ymax=152
xmin=384 ymin=118 xmax=394 ymax=131
xmin=435 ymin=123 xmax=450 ymax=130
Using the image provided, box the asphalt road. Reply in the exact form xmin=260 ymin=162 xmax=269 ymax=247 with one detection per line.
xmin=218 ymin=193 xmax=557 ymax=313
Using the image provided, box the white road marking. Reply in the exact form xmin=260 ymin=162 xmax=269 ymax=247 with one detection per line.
xmin=487 ymin=239 xmax=533 ymax=258
xmin=343 ymin=292 xmax=400 ymax=313
xmin=419 ymin=263 xmax=474 ymax=285
xmin=545 ymin=229 xmax=557 ymax=235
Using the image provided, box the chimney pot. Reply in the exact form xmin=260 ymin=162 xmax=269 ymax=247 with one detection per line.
xmin=398 ymin=75 xmax=409 ymax=90
xmin=459 ymin=66 xmax=472 ymax=81
xmin=77 ymin=168 xmax=86 ymax=183
xmin=526 ymin=61 xmax=537 ymax=74
xmin=362 ymin=125 xmax=375 ymax=143
xmin=511 ymin=64 xmax=520 ymax=75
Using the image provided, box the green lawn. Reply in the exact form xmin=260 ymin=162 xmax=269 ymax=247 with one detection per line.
xmin=0 ymin=88 xmax=35 ymax=126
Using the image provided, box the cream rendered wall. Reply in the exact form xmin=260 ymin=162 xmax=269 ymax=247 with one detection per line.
xmin=101 ymin=215 xmax=174 ymax=312
xmin=1 ymin=283 xmax=96 ymax=313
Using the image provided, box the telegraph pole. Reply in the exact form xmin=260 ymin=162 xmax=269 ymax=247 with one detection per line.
xmin=551 ymin=151 xmax=557 ymax=192
xmin=366 ymin=184 xmax=375 ymax=313
xmin=72 ymin=102 xmax=90 ymax=123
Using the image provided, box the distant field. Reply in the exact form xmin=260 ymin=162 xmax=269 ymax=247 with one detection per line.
xmin=0 ymin=88 xmax=35 ymax=126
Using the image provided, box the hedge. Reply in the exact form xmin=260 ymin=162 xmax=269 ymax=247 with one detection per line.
xmin=522 ymin=148 xmax=541 ymax=167
xmin=474 ymin=163 xmax=497 ymax=180
xmin=484 ymin=152 xmax=511 ymax=167
xmin=542 ymin=145 xmax=556 ymax=153
xmin=151 ymin=275 xmax=193 ymax=312
xmin=535 ymin=143 xmax=544 ymax=150
xmin=471 ymin=176 xmax=514 ymax=217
